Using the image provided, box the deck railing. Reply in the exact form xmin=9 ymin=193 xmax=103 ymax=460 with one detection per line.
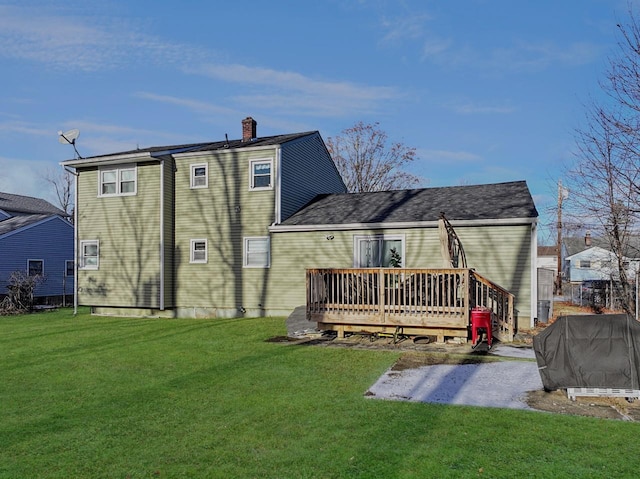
xmin=307 ymin=268 xmax=515 ymax=342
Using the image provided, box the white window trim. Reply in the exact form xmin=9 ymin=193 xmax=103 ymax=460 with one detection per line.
xmin=190 ymin=163 xmax=208 ymax=189
xmin=27 ymin=259 xmax=44 ymax=276
xmin=98 ymin=164 xmax=137 ymax=197
xmin=353 ymin=234 xmax=405 ymax=268
xmin=79 ymin=240 xmax=99 ymax=270
xmin=244 ymin=236 xmax=271 ymax=268
xmin=190 ymin=239 xmax=208 ymax=264
xmin=249 ymin=158 xmax=274 ymax=191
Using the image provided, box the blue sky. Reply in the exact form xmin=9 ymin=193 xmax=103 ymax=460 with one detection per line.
xmin=0 ymin=0 xmax=636 ymax=243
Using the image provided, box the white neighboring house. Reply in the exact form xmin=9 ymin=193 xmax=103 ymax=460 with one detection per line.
xmin=565 ymin=246 xmax=640 ymax=307
xmin=565 ymin=246 xmax=639 ymax=283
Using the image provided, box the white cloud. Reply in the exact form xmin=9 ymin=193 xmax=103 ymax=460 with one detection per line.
xmin=134 ymin=92 xmax=237 ymax=117
xmin=379 ymin=13 xmax=430 ymax=45
xmin=421 ymin=37 xmax=452 ymax=59
xmin=0 ymin=4 xmax=202 ymax=71
xmin=189 ymin=63 xmax=400 ymax=116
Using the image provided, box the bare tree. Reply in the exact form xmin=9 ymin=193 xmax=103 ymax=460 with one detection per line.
xmin=326 ymin=121 xmax=423 ymax=192
xmin=42 ymin=168 xmax=74 ymax=220
xmin=566 ymin=5 xmax=640 ymax=314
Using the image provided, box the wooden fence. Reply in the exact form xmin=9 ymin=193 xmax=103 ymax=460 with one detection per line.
xmin=307 ymin=268 xmax=515 ymax=343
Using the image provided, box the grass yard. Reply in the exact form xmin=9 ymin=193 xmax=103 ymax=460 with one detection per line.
xmin=1 ymin=308 xmax=639 ymax=478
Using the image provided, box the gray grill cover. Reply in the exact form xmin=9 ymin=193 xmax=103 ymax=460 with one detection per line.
xmin=533 ymin=314 xmax=640 ymax=391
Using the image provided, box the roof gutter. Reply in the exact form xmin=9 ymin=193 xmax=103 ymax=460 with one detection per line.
xmin=269 ymin=216 xmax=538 ymax=233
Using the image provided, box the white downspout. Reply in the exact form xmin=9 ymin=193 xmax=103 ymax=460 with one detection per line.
xmin=64 ymin=165 xmax=79 ymax=315
xmin=159 ymin=159 xmax=165 ymax=310
xmin=531 ymin=221 xmax=538 ymax=328
xmin=274 ymin=146 xmax=282 ymax=224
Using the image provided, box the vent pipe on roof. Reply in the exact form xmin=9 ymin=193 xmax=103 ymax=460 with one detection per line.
xmin=242 ymin=117 xmax=257 ymax=142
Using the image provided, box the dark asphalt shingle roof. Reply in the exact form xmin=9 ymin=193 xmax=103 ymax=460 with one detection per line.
xmin=563 ymin=235 xmax=640 ymax=259
xmin=280 ymin=181 xmax=538 ymax=226
xmin=0 ymin=214 xmax=52 ymax=236
xmin=67 ymin=132 xmax=317 ymax=163
xmin=0 ymin=192 xmax=65 ymax=216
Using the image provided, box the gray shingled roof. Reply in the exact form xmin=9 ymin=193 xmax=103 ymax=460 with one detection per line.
xmin=65 ymin=132 xmax=317 ymax=164
xmin=564 ymin=235 xmax=640 ymax=259
xmin=0 ymin=192 xmax=65 ymax=216
xmin=280 ymin=181 xmax=538 ymax=226
xmin=0 ymin=214 xmax=52 ymax=236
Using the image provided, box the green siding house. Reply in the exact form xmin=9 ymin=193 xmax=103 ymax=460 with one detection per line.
xmin=62 ymin=117 xmax=539 ymax=330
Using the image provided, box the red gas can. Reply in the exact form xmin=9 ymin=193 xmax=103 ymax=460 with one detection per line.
xmin=471 ymin=307 xmax=493 ymax=348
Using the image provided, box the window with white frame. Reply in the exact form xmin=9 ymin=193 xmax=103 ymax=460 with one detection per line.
xmin=65 ymin=260 xmax=74 ymax=277
xmin=80 ymin=240 xmax=99 ymax=270
xmin=353 ymin=235 xmax=404 ymax=267
xmin=27 ymin=259 xmax=44 ymax=276
xmin=190 ymin=239 xmax=208 ymax=263
xmin=190 ymin=163 xmax=208 ymax=188
xmin=579 ymin=260 xmax=591 ymax=268
xmin=99 ymin=165 xmax=136 ymax=196
xmin=244 ymin=237 xmax=270 ymax=268
xmin=249 ymin=159 xmax=273 ymax=190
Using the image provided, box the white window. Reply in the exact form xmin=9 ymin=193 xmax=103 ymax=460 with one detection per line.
xmin=190 ymin=163 xmax=208 ymax=188
xmin=353 ymin=235 xmax=404 ymax=267
xmin=80 ymin=240 xmax=99 ymax=270
xmin=27 ymin=259 xmax=44 ymax=276
xmin=244 ymin=237 xmax=270 ymax=268
xmin=99 ymin=165 xmax=137 ymax=196
xmin=65 ymin=260 xmax=74 ymax=277
xmin=190 ymin=239 xmax=208 ymax=263
xmin=249 ymin=159 xmax=273 ymax=190
xmin=579 ymin=260 xmax=591 ymax=269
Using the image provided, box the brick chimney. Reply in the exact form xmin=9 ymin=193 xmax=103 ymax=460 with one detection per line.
xmin=242 ymin=117 xmax=257 ymax=142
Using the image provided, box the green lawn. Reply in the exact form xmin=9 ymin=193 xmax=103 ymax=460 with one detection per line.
xmin=1 ymin=308 xmax=638 ymax=478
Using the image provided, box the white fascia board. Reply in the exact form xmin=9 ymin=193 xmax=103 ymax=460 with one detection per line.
xmin=269 ymin=216 xmax=537 ymax=233
xmin=60 ymin=151 xmax=156 ymax=168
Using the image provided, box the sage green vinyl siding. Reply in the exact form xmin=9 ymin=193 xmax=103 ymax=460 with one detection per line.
xmin=268 ymin=223 xmax=533 ymax=325
xmin=280 ymin=134 xmax=346 ymax=221
xmin=173 ymin=149 xmax=276 ymax=311
xmin=76 ymin=161 xmax=163 ymax=308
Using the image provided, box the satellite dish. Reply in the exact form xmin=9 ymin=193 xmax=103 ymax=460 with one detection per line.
xmin=58 ymin=129 xmax=80 ymax=145
xmin=58 ymin=128 xmax=83 ymax=159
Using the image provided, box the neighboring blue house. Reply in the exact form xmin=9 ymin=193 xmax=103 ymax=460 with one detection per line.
xmin=0 ymin=192 xmax=74 ymax=302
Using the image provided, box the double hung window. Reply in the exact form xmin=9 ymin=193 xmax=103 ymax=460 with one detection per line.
xmin=191 ymin=163 xmax=208 ymax=188
xmin=250 ymin=159 xmax=273 ymax=190
xmin=244 ymin=237 xmax=270 ymax=268
xmin=99 ymin=165 xmax=136 ymax=196
xmin=80 ymin=240 xmax=99 ymax=270
xmin=190 ymin=239 xmax=208 ymax=263
xmin=27 ymin=259 xmax=44 ymax=276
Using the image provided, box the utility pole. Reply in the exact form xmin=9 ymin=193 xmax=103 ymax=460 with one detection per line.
xmin=556 ymin=180 xmax=564 ymax=295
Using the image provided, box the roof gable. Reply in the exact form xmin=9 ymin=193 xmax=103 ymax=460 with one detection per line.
xmin=279 ymin=181 xmax=538 ymax=227
xmin=0 ymin=214 xmax=71 ymax=239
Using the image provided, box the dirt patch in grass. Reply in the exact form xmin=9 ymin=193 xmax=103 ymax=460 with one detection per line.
xmin=390 ymin=351 xmax=497 ymax=370
xmin=526 ymin=389 xmax=640 ymax=421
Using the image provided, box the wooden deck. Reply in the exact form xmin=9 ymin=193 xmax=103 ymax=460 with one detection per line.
xmin=306 ymin=268 xmax=515 ymax=343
